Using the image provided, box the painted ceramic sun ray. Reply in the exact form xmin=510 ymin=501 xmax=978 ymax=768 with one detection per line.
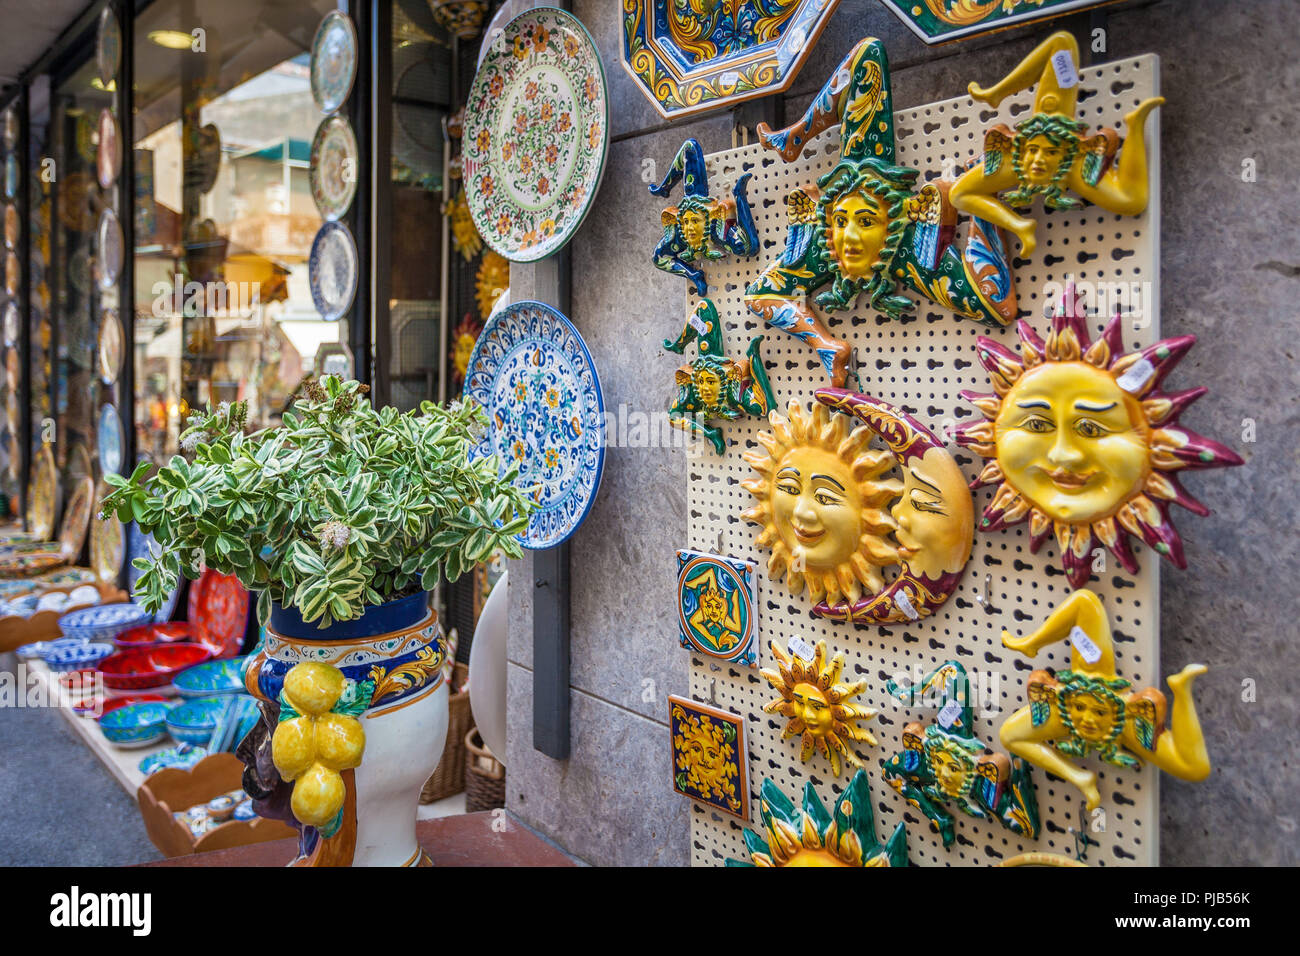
xmin=999 ymin=589 xmax=1211 ymax=811
xmin=727 ymin=767 xmax=908 ymax=866
xmin=882 ymin=660 xmax=1039 ymax=849
xmin=950 ymin=31 xmax=1163 ymax=257
xmin=669 ymin=696 xmax=750 ymax=819
xmin=676 ymin=549 xmax=758 ymax=667
xmin=451 ymin=312 xmax=483 ymax=389
xmin=744 ymin=35 xmax=1018 ymax=387
xmin=956 ymin=280 xmax=1243 ymax=588
xmin=761 ymin=638 xmax=877 ymax=777
xmin=649 ymin=138 xmax=759 ymax=296
xmin=666 ymin=299 xmax=775 ymax=454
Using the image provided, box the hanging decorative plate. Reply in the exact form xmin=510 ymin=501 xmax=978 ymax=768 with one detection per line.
xmin=97 ymin=7 xmax=121 ymax=86
xmin=310 ymin=11 xmax=358 ymax=115
xmin=880 ymin=0 xmax=1111 ymax=45
xmin=2 ymin=108 xmax=16 ymax=150
xmin=621 ymin=0 xmax=840 ymax=120
xmin=97 ymin=108 xmax=121 ymax=189
xmin=3 ymin=155 xmax=17 ymax=200
xmin=309 ymin=115 xmax=359 ymax=221
xmin=58 ymin=476 xmax=94 ymax=563
xmin=127 ymin=522 xmax=181 ymax=623
xmin=97 ymin=207 xmax=123 ymax=289
xmin=4 ymin=204 xmax=17 ymax=249
xmin=463 ymin=300 xmax=604 ymax=549
xmin=476 ymin=0 xmax=535 ymax=69
xmin=98 ymin=403 xmax=123 ymax=476
xmin=463 ymin=7 xmax=609 ymax=262
xmin=90 ymin=490 xmax=124 ymax=584
xmin=308 ymin=220 xmax=358 ymax=321
xmin=188 ymin=569 xmax=249 ymax=658
xmin=98 ymin=307 xmax=123 ymax=384
xmin=28 ymin=444 xmax=56 ymax=540
xmin=2 ymin=301 xmax=16 ymax=347
xmin=4 ymin=250 xmax=18 ymax=296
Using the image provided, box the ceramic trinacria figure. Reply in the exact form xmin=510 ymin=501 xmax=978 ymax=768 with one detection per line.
xmin=950 ymin=31 xmax=1163 ymax=258
xmin=649 ymin=137 xmax=759 ymax=296
xmin=744 ymin=36 xmax=1018 ymax=387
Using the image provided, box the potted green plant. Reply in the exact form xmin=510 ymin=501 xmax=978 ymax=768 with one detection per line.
xmin=102 ymin=376 xmax=533 ymax=866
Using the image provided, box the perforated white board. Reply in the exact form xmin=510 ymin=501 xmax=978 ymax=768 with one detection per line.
xmin=683 ymin=54 xmax=1161 ymax=867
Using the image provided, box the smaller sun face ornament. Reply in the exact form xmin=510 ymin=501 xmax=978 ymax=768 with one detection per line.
xmin=676 ymin=549 xmax=758 ymax=667
xmin=957 ymin=281 xmax=1243 ymax=589
xmin=882 ymin=660 xmax=1039 ymax=849
xmin=451 ymin=312 xmax=483 ymax=388
xmin=447 ymin=190 xmax=482 ymax=261
xmin=666 ymin=299 xmax=775 ymax=455
xmin=475 ymin=250 xmax=510 ymax=320
xmin=649 ymin=138 xmax=759 ymax=296
xmin=669 ymin=696 xmax=750 ymax=820
xmin=727 ymin=768 xmax=909 ymax=867
xmin=761 ymin=638 xmax=877 ymax=777
xmin=999 ymin=589 xmax=1211 ymax=811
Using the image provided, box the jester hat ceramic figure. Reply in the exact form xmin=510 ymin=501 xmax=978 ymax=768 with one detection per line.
xmin=950 ymin=31 xmax=1163 ymax=257
xmin=882 ymin=660 xmax=1039 ymax=849
xmin=999 ymin=589 xmax=1211 ymax=811
xmin=665 ymin=299 xmax=775 ymax=454
xmin=744 ymin=35 xmax=1018 ymax=387
xmin=956 ymin=281 xmax=1243 ymax=588
xmin=727 ymin=768 xmax=909 ymax=867
xmin=649 ymin=138 xmax=759 ymax=296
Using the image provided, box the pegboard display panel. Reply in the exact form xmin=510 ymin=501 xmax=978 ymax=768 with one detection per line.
xmin=682 ymin=55 xmax=1162 ymax=867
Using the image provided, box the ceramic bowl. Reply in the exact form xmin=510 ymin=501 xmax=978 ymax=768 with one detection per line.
xmin=206 ymin=794 xmax=238 ymax=822
xmin=97 ymin=643 xmax=212 ymax=691
xmin=41 ymin=640 xmax=114 ymax=672
xmin=139 ymin=744 xmax=208 ymax=777
xmin=59 ymin=601 xmax=152 ymax=642
xmin=73 ymin=692 xmax=171 ymax=719
xmin=172 ymin=656 xmax=248 ymax=698
xmin=15 ymin=638 xmax=71 ymax=659
xmin=232 ymin=800 xmax=257 ymax=822
xmin=114 ymin=621 xmax=193 ymax=649
xmin=98 ymin=700 xmax=173 ymax=747
xmin=165 ymin=695 xmax=227 ymax=745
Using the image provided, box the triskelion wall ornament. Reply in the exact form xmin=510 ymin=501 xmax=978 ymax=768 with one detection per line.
xmin=669 ymin=695 xmax=750 ymax=819
xmin=676 ymin=549 xmax=758 ymax=667
xmin=622 ymin=0 xmax=843 ymax=121
xmin=956 ymin=281 xmax=1243 ymax=588
xmin=999 ymin=589 xmax=1211 ymax=811
xmin=649 ymin=138 xmax=758 ymax=296
xmin=814 ymin=388 xmax=973 ymax=625
xmin=727 ymin=768 xmax=908 ymax=867
xmin=463 ymin=7 xmax=608 ymax=262
xmin=744 ymin=35 xmax=1018 ymax=387
xmin=880 ymin=1 xmax=1113 ymax=46
xmin=761 ymin=638 xmax=876 ymax=777
xmin=665 ymin=299 xmax=774 ymax=455
xmin=882 ymin=660 xmax=1039 ymax=849
xmin=950 ymin=31 xmax=1162 ymax=258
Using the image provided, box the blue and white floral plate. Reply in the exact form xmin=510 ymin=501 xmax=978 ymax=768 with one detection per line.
xmin=98 ymin=403 xmax=123 ymax=475
xmin=308 ymin=220 xmax=358 ymax=321
xmin=463 ymin=301 xmax=604 ymax=550
xmin=172 ymin=657 xmax=249 ymax=699
xmin=127 ymin=522 xmax=180 ymax=623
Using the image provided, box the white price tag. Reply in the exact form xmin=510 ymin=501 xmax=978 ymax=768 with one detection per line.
xmin=1070 ymin=625 xmax=1103 ymax=664
xmin=688 ymin=311 xmax=709 ymax=336
xmin=937 ymin=699 xmax=962 ymax=729
xmin=894 ymin=589 xmax=920 ymax=621
xmin=1116 ymin=357 xmax=1155 ymax=394
xmin=788 ymin=636 xmax=816 ymax=663
xmin=1051 ymin=50 xmax=1079 ymax=89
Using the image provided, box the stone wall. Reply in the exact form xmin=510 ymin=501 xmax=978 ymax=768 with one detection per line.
xmin=504 ymin=0 xmax=1299 ymax=866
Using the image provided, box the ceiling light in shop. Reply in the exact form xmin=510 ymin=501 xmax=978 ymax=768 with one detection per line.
xmin=148 ymin=30 xmax=194 ymax=50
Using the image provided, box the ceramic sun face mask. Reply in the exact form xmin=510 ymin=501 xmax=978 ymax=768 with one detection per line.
xmin=743 ymin=35 xmax=1018 ymax=387
xmin=999 ymin=589 xmax=1211 ymax=811
xmin=950 ymin=31 xmax=1163 ymax=257
xmin=957 ymin=283 xmax=1242 ymax=588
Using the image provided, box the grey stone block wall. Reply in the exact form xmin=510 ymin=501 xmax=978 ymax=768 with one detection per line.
xmin=504 ymin=0 xmax=1299 ymax=866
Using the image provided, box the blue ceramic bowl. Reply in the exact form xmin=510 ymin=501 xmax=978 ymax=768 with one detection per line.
xmin=16 ymin=638 xmax=74 ymax=660
xmin=172 ymin=656 xmax=249 ymax=698
xmin=139 ymin=744 xmax=208 ymax=777
xmin=58 ymin=602 xmax=153 ymax=643
xmin=99 ymin=701 xmax=173 ymax=747
xmin=165 ymin=696 xmax=228 ymax=746
xmin=41 ymin=640 xmax=114 ymax=672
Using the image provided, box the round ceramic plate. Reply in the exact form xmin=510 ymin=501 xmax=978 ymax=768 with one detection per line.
xmin=3 ymin=155 xmax=17 ymax=200
xmin=2 ymin=301 xmax=16 ymax=347
xmin=188 ymin=569 xmax=249 ymax=658
xmin=59 ymin=476 xmax=94 ymax=563
xmin=97 ymin=7 xmax=121 ymax=87
xmin=308 ymin=220 xmax=358 ymax=321
xmin=97 ymin=207 xmax=123 ymax=289
xmin=463 ymin=300 xmax=604 ymax=549
xmin=127 ymin=522 xmax=181 ymax=623
xmin=98 ymin=403 xmax=122 ymax=476
xmin=463 ymin=7 xmax=609 ymax=262
xmin=477 ymin=0 xmax=537 ymax=68
xmin=4 ymin=250 xmax=17 ymax=296
xmin=309 ymin=115 xmax=358 ymax=221
xmin=98 ymin=307 xmax=123 ymax=384
xmin=97 ymin=108 xmax=121 ymax=189
xmin=90 ymin=489 xmax=124 ymax=584
xmin=311 ymin=11 xmax=358 ymax=115
xmin=2 ymin=108 xmax=16 ymax=150
xmin=28 ymin=444 xmax=56 ymax=540
xmin=4 ymin=204 xmax=17 ymax=249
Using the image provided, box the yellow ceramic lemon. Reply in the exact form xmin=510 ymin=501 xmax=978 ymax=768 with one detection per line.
xmin=315 ymin=712 xmax=366 ymax=770
xmin=291 ymin=762 xmax=346 ymax=828
xmin=284 ymin=661 xmax=345 ymax=716
xmin=271 ymin=716 xmax=316 ymax=781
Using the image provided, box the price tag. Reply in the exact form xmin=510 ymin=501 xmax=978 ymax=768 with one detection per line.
xmin=688 ymin=311 xmax=709 ymax=336
xmin=788 ymin=636 xmax=816 ymax=663
xmin=1051 ymin=50 xmax=1079 ymax=89
xmin=1070 ymin=625 xmax=1103 ymax=664
xmin=1116 ymin=357 xmax=1155 ymax=394
xmin=937 ymin=699 xmax=962 ymax=729
xmin=894 ymin=590 xmax=920 ymax=621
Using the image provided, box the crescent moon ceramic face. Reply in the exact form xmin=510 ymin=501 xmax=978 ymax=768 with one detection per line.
xmin=891 ymin=442 xmax=974 ymax=581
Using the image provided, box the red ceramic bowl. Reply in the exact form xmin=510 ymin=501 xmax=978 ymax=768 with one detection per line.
xmin=96 ymin=643 xmax=213 ymax=691
xmin=114 ymin=621 xmax=193 ymax=649
xmin=74 ymin=692 xmax=171 ymax=718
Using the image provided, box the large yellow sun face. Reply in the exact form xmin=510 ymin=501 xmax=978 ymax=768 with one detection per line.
xmin=828 ymin=188 xmax=889 ymax=280
xmin=995 ymin=361 xmax=1151 ymax=524
xmin=891 ymin=444 xmax=974 ymax=580
xmin=743 ymin=401 xmax=899 ymax=609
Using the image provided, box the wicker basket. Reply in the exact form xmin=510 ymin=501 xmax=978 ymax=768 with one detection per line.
xmin=420 ymin=662 xmax=471 ymax=803
xmin=464 ymin=727 xmax=506 ymax=813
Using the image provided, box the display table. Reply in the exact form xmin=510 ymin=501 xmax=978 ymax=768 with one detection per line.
xmin=139 ymin=812 xmax=577 ymax=867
